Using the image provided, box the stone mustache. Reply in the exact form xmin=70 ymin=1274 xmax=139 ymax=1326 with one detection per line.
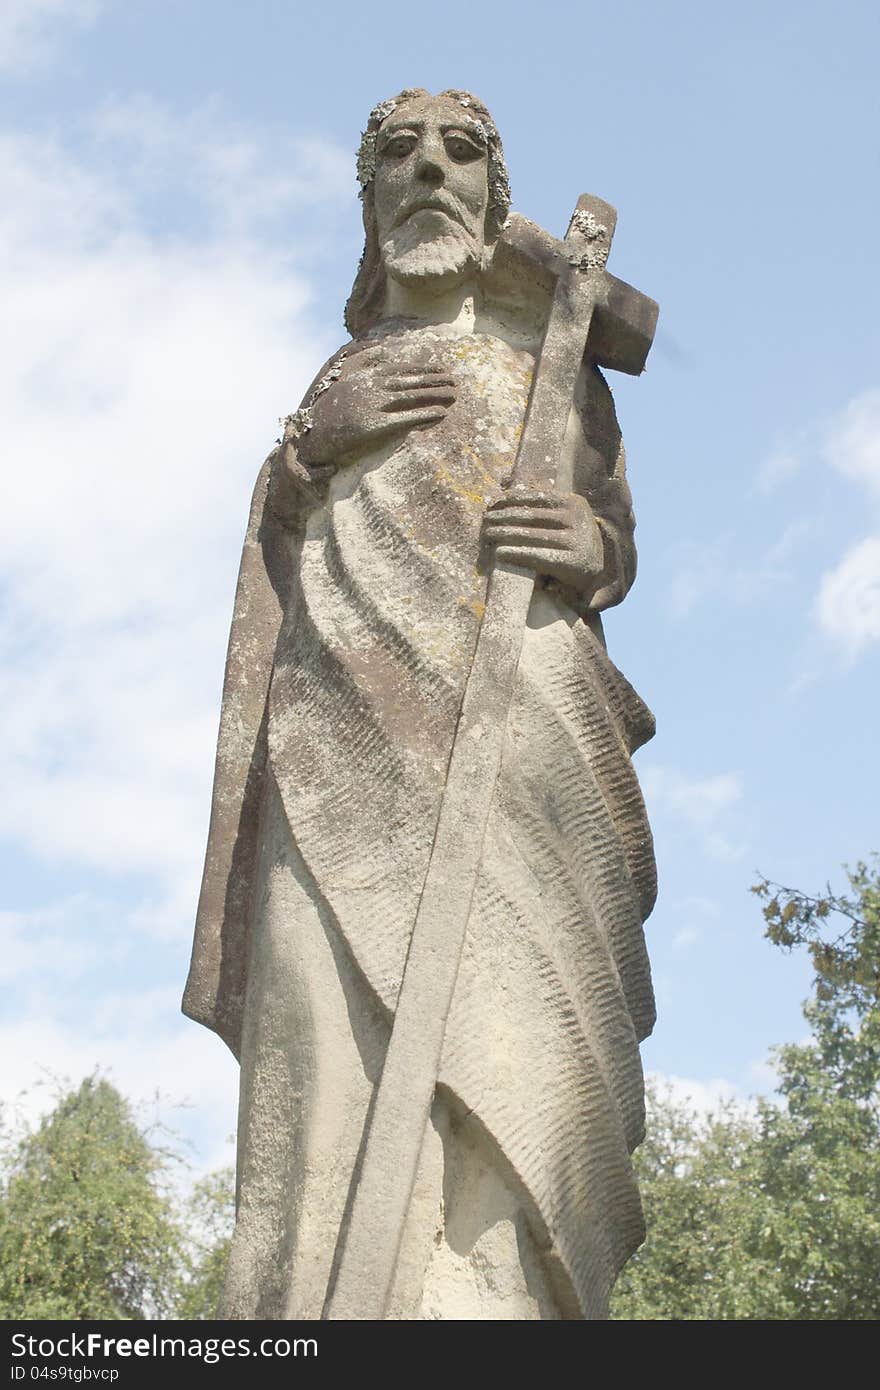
xmin=183 ymin=87 xmax=659 ymax=1321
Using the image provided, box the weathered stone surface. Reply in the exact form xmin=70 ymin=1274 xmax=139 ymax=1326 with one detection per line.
xmin=183 ymin=88 xmax=659 ymax=1320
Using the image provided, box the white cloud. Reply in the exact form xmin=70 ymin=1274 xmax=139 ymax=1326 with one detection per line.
xmin=675 ymin=894 xmax=720 ymax=919
xmin=824 ymin=388 xmax=880 ymax=496
xmin=757 ymin=445 xmax=801 ymax=495
xmin=0 ymin=1009 xmax=238 ymax=1173
xmin=675 ymin=383 xmax=880 ymax=664
xmin=671 ymin=926 xmax=701 ymax=950
xmin=814 ymin=535 xmax=880 ymax=659
xmin=640 ymin=765 xmax=746 ymax=860
xmin=0 ymin=115 xmax=348 ymax=919
xmin=666 ymin=520 xmax=811 ymax=620
xmin=0 ymin=97 xmax=360 ymax=1169
xmin=0 ymin=885 xmax=238 ymax=1169
xmin=809 ymin=389 xmax=880 ymax=660
xmin=0 ymin=101 xmax=357 ymax=1168
xmin=747 ymin=1056 xmax=780 ymax=1093
xmin=0 ymin=0 xmax=100 ymax=72
xmin=647 ymin=1059 xmax=779 ymax=1115
xmin=646 ymin=1071 xmax=749 ymax=1118
xmin=667 ymin=895 xmax=720 ymax=950
xmin=87 ymin=94 xmax=353 ymax=236
xmin=759 ymin=389 xmax=880 ymax=500
xmin=0 ymin=897 xmax=108 ymax=982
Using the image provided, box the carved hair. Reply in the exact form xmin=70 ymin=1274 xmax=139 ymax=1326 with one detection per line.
xmin=344 ymin=88 xmax=511 ymax=338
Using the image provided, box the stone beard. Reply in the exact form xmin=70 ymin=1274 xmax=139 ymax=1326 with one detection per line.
xmin=183 ymin=89 xmax=657 ymax=1320
xmin=380 ymin=206 xmax=483 ymax=285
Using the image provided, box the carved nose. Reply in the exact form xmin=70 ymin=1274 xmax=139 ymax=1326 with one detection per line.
xmin=416 ymin=157 xmax=444 ymax=187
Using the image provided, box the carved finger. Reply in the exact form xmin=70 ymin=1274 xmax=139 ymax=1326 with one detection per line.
xmin=385 ymin=407 xmax=448 ymax=428
xmin=384 ymin=364 xmax=454 ymax=377
xmin=381 ymin=391 xmax=455 ymax=413
xmin=483 ymin=526 xmax=573 ymax=552
xmin=384 ymin=375 xmax=456 ymax=391
xmin=483 ymin=508 xmax=569 ymax=530
xmin=491 ymin=490 xmax=567 ymax=510
xmin=493 ymin=546 xmax=573 ymax=574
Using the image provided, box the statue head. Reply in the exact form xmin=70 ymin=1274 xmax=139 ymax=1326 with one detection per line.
xmin=345 ymin=89 xmax=511 ymax=337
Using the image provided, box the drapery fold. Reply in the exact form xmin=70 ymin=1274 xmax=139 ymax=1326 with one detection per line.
xmin=184 ymin=327 xmax=656 ymax=1316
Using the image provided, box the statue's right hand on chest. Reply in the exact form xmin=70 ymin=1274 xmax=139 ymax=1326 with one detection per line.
xmin=296 ymin=344 xmax=458 ymax=468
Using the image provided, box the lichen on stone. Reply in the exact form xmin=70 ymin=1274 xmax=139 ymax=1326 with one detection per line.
xmin=283 ymin=407 xmax=314 ymax=440
xmin=308 ymin=353 xmax=347 ymax=403
xmin=569 ymin=209 xmax=610 ymax=269
xmin=356 ymin=136 xmax=377 ymax=190
xmin=356 ymin=97 xmax=401 ymax=191
xmin=570 ymin=248 xmax=609 ymax=271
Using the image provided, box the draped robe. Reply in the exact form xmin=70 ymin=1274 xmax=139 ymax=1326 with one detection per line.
xmin=183 ymin=316 xmax=657 ymax=1319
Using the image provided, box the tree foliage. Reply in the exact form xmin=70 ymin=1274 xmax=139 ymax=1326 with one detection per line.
xmin=4 ymin=859 xmax=877 ymax=1320
xmin=0 ymin=1075 xmax=234 ymax=1320
xmin=613 ymin=857 xmax=880 ymax=1320
xmin=174 ymin=1166 xmax=235 ymax=1320
xmin=0 ymin=1077 xmax=184 ymax=1319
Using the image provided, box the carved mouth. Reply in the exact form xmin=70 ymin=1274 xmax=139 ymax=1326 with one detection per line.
xmin=396 ymin=200 xmax=464 ymax=230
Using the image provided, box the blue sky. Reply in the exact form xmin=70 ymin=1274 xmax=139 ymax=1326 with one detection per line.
xmin=1 ymin=0 xmax=878 ymax=1168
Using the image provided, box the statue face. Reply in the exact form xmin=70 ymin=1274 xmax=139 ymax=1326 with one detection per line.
xmin=373 ymin=95 xmax=490 ymax=292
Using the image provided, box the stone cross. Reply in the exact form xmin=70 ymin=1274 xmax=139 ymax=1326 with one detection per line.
xmin=326 ymin=194 xmax=658 ymax=1320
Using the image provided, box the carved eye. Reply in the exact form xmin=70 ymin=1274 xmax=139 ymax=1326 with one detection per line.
xmin=382 ymin=134 xmax=416 ymax=160
xmin=444 ymin=134 xmax=483 ymax=164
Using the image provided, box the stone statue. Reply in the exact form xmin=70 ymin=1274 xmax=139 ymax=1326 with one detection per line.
xmin=183 ymin=87 xmax=659 ymax=1321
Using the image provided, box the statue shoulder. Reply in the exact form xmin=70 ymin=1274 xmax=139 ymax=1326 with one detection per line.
xmin=298 ymin=341 xmax=357 ymax=408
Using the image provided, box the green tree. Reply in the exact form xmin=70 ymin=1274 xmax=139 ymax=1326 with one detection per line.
xmin=174 ymin=1166 xmax=235 ymax=1320
xmin=0 ymin=1075 xmax=185 ymax=1318
xmin=611 ymin=1085 xmax=763 ymax=1319
xmin=613 ymin=857 xmax=880 ymax=1320
xmin=746 ymin=859 xmax=880 ymax=1318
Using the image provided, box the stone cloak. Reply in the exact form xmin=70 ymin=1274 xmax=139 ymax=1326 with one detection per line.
xmin=183 ymin=325 xmax=657 ymax=1316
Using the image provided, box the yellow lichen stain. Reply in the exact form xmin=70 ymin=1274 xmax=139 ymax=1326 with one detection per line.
xmin=434 ymin=462 xmax=487 ymax=510
xmin=461 ymin=445 xmax=505 ymax=492
xmin=421 ymin=622 xmax=469 ymax=671
xmin=459 ymin=596 xmax=486 ymax=621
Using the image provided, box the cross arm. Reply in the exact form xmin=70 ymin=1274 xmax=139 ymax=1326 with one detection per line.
xmin=491 ymin=208 xmax=659 ymax=376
